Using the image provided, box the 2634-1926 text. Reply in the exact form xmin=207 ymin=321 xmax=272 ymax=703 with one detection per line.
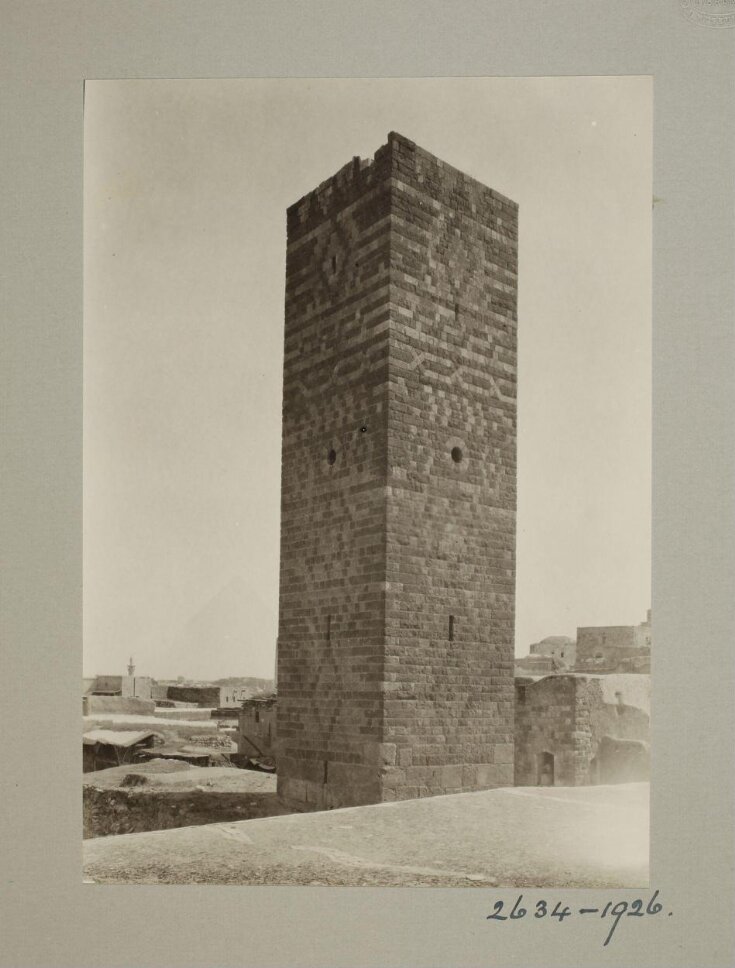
xmin=486 ymin=890 xmax=669 ymax=946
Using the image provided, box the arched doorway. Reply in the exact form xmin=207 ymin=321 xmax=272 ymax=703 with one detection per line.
xmin=537 ymin=751 xmax=555 ymax=786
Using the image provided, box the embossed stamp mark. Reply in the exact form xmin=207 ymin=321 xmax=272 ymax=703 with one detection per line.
xmin=680 ymin=0 xmax=735 ymax=27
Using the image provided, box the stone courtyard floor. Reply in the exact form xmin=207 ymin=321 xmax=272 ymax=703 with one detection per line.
xmin=83 ymin=781 xmax=648 ymax=887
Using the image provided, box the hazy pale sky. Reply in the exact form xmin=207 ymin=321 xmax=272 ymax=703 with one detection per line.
xmin=84 ymin=77 xmax=651 ymax=680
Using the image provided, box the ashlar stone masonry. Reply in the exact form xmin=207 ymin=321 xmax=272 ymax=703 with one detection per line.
xmin=277 ymin=133 xmax=518 ymax=810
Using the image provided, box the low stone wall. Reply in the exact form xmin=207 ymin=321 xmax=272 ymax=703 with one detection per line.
xmin=152 ymin=707 xmax=213 ymax=721
xmin=85 ymin=696 xmax=156 ymax=715
xmin=83 ymin=784 xmax=287 ymax=838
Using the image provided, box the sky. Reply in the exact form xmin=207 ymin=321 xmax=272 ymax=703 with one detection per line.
xmin=83 ymin=77 xmax=651 ymax=680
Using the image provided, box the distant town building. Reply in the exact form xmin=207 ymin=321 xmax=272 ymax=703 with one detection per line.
xmin=165 ymin=685 xmax=255 ymax=708
xmin=515 ymin=611 xmax=651 ymax=677
xmin=530 ymin=635 xmax=575 ymax=666
xmin=87 ymin=674 xmax=153 ymax=701
xmin=575 ymin=610 xmax=651 ymax=673
xmin=514 ymin=673 xmax=650 ymax=787
xmin=515 ymin=635 xmax=575 ymax=675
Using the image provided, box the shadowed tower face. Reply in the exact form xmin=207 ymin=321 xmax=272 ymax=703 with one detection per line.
xmin=277 ymin=132 xmax=518 ymax=811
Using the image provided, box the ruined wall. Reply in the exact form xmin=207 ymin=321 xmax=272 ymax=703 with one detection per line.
xmin=574 ymin=677 xmax=650 ymax=784
xmin=514 ymin=674 xmax=650 ymax=786
xmin=277 ymin=133 xmax=518 ymax=810
xmin=514 ymin=676 xmax=578 ymax=786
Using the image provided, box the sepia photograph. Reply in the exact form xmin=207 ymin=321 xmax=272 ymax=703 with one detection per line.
xmin=82 ymin=76 xmax=652 ymax=888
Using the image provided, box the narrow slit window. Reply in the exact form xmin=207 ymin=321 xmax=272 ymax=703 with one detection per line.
xmin=327 ymin=614 xmax=332 ymax=642
xmin=448 ymin=615 xmax=455 ymax=642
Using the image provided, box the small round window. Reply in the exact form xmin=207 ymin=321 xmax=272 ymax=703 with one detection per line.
xmin=327 ymin=448 xmax=337 ymax=466
xmin=451 ymin=446 xmax=463 ymax=464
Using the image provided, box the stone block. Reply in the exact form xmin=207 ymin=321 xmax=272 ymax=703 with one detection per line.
xmin=398 ymin=746 xmax=413 ymax=768
xmin=364 ymin=742 xmax=397 ymax=767
xmin=494 ymin=743 xmax=514 ymax=764
xmin=476 ymin=764 xmax=503 ymax=787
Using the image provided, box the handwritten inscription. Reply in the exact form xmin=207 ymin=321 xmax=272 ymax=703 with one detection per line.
xmin=486 ymin=890 xmax=668 ymax=946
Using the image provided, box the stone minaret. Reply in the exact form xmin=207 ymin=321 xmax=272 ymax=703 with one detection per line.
xmin=277 ymin=133 xmax=518 ymax=811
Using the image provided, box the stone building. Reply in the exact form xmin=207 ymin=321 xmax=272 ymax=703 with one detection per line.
xmin=575 ymin=610 xmax=651 ymax=673
xmin=515 ymin=635 xmax=575 ymax=674
xmin=88 ymin=674 xmax=153 ymax=700
xmin=277 ymin=132 xmax=518 ymax=811
xmin=530 ymin=634 xmax=575 ymax=667
xmin=514 ymin=673 xmax=650 ymax=786
xmin=238 ymin=696 xmax=277 ymax=761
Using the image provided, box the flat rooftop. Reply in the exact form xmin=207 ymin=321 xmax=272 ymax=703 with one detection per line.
xmin=84 ymin=782 xmax=648 ymax=888
xmin=83 ymin=713 xmax=218 ymax=730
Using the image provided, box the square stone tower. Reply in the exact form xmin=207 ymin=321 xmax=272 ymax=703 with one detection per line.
xmin=277 ymin=132 xmax=518 ymax=811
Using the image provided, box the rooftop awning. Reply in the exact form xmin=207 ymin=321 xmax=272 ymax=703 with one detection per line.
xmin=83 ymin=730 xmax=158 ymax=748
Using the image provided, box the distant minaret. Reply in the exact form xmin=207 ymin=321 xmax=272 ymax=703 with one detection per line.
xmin=127 ymin=656 xmax=135 ymax=677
